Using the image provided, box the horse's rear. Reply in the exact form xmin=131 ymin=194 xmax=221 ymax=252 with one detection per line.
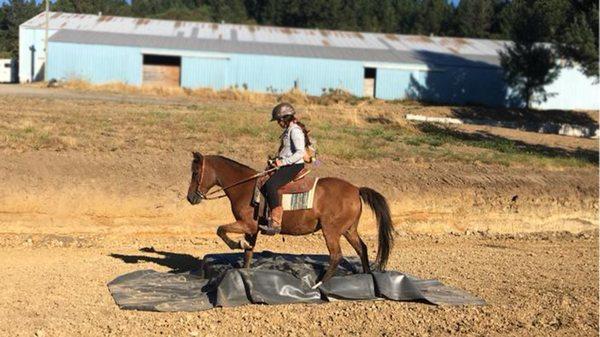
xmin=281 ymin=177 xmax=362 ymax=236
xmin=281 ymin=177 xmax=394 ymax=284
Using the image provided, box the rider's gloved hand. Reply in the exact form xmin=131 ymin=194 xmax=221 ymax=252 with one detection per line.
xmin=267 ymin=158 xmax=282 ymax=169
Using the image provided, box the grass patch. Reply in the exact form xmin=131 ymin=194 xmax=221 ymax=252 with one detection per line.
xmin=403 ymin=123 xmax=597 ymax=167
xmin=0 ymin=93 xmax=595 ymax=168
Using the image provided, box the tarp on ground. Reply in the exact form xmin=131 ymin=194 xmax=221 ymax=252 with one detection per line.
xmin=108 ymin=251 xmax=485 ymax=312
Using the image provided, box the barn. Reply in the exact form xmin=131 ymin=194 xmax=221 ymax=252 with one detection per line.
xmin=19 ymin=12 xmax=599 ymax=110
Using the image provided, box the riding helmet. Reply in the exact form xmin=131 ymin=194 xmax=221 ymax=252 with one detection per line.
xmin=271 ymin=102 xmax=295 ymax=121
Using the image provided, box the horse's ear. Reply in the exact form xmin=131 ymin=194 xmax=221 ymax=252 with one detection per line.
xmin=192 ymin=151 xmax=203 ymax=160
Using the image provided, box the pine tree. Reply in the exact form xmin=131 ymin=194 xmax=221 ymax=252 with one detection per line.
xmin=376 ymin=0 xmax=397 ymax=33
xmin=499 ymin=0 xmax=569 ymax=108
xmin=556 ymin=0 xmax=598 ymax=79
xmin=52 ymin=0 xmax=130 ymax=16
xmin=0 ymin=0 xmax=40 ymax=57
xmin=206 ymin=0 xmax=248 ymax=24
xmin=488 ymin=0 xmax=511 ymax=39
xmin=414 ymin=0 xmax=453 ymax=36
xmin=393 ymin=0 xmax=420 ymax=34
xmin=453 ymin=0 xmax=493 ymax=38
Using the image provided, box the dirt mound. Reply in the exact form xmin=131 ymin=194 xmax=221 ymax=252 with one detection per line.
xmin=0 ymin=150 xmax=596 ymax=236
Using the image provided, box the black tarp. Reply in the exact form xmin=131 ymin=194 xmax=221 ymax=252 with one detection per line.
xmin=108 ymin=251 xmax=485 ymax=312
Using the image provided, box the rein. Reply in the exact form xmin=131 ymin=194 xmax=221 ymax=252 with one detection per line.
xmin=197 ymin=165 xmax=277 ymax=200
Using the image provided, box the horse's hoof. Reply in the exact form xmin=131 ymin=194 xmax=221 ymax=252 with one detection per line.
xmin=311 ymin=281 xmax=323 ymax=289
xmin=239 ymin=240 xmax=253 ymax=250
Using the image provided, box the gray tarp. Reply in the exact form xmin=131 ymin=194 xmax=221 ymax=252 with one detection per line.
xmin=108 ymin=251 xmax=485 ymax=312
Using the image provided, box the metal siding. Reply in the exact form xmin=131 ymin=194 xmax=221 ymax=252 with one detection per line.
xmin=19 ymin=27 xmax=58 ymax=82
xmin=418 ymin=67 xmax=507 ymax=106
xmin=47 ymin=42 xmax=142 ymax=85
xmin=230 ymin=55 xmax=363 ymax=96
xmin=33 ymin=23 xmax=598 ymax=110
xmin=376 ymin=66 xmax=508 ymax=106
xmin=375 ymin=68 xmax=414 ymax=100
xmin=181 ymin=53 xmax=363 ymax=96
xmin=181 ymin=56 xmax=229 ymax=89
xmin=534 ymin=67 xmax=600 ymax=110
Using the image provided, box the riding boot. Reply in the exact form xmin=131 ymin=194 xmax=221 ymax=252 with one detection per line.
xmin=260 ymin=206 xmax=283 ymax=235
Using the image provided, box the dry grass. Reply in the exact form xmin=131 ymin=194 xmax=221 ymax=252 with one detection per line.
xmin=1 ymin=84 xmax=596 ymax=168
xmin=59 ymin=80 xmax=377 ymax=107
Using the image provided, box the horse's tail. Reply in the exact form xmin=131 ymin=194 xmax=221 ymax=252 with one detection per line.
xmin=359 ymin=187 xmax=395 ymax=271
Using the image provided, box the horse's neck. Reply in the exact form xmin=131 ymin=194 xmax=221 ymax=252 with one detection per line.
xmin=212 ymin=157 xmax=257 ymax=195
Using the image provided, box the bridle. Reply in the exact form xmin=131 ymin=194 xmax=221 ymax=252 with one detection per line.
xmin=193 ymin=159 xmax=277 ymax=200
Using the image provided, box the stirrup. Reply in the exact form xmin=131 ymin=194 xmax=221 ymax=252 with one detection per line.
xmin=259 ymin=219 xmax=281 ymax=236
xmin=259 ymin=225 xmax=280 ymax=236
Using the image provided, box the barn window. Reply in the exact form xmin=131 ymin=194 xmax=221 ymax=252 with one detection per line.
xmin=142 ymin=54 xmax=181 ymax=87
xmin=363 ymin=67 xmax=376 ymax=98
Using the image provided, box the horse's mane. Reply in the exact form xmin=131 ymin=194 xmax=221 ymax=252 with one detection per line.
xmin=212 ymin=155 xmax=258 ymax=173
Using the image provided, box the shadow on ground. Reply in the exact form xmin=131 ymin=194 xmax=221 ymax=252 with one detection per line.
xmin=414 ymin=123 xmax=598 ymax=165
xmin=450 ymin=106 xmax=598 ymax=128
xmin=110 ymin=247 xmax=203 ymax=273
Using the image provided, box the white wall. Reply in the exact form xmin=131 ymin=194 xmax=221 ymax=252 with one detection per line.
xmin=534 ymin=65 xmax=600 ymax=110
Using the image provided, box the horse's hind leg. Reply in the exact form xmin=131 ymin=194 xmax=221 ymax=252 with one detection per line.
xmin=243 ymin=234 xmax=257 ymax=268
xmin=319 ymin=232 xmax=343 ymax=285
xmin=344 ymin=229 xmax=371 ymax=274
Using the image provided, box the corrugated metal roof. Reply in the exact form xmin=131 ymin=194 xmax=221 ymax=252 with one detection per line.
xmin=26 ymin=12 xmax=507 ymax=67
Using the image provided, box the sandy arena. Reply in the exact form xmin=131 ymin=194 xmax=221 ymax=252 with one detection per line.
xmin=0 ymin=85 xmax=598 ymax=336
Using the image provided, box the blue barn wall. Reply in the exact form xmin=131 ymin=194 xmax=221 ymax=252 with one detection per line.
xmin=376 ymin=67 xmax=424 ymax=100
xmin=47 ymin=42 xmax=365 ymax=96
xmin=182 ymin=54 xmax=364 ymax=96
xmin=43 ymin=39 xmax=599 ymax=110
xmin=47 ymin=42 xmax=142 ymax=85
xmin=181 ymin=56 xmax=229 ymax=89
xmin=375 ymin=65 xmax=508 ymax=107
xmin=19 ymin=27 xmax=58 ymax=83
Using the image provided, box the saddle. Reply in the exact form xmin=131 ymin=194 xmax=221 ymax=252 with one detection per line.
xmin=255 ymin=168 xmax=315 ymax=195
xmin=278 ymin=168 xmax=315 ymax=194
xmin=253 ymin=168 xmax=318 ymax=213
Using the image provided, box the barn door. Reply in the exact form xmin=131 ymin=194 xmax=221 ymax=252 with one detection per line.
xmin=142 ymin=54 xmax=181 ymax=87
xmin=363 ymin=67 xmax=376 ymax=97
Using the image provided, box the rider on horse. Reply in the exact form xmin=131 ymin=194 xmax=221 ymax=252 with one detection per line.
xmin=259 ymin=102 xmax=310 ymax=235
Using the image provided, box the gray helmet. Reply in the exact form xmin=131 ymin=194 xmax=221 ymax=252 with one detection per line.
xmin=271 ymin=102 xmax=295 ymax=121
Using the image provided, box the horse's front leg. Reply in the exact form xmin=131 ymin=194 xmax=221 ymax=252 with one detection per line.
xmin=216 ymin=221 xmax=254 ymax=250
xmin=243 ymin=234 xmax=258 ymax=268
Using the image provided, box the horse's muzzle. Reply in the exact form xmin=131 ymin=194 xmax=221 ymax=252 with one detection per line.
xmin=187 ymin=192 xmax=203 ymax=205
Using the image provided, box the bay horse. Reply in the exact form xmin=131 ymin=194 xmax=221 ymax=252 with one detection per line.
xmin=186 ymin=152 xmax=394 ymax=285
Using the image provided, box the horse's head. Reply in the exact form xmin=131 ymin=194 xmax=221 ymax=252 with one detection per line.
xmin=187 ymin=152 xmax=218 ymax=205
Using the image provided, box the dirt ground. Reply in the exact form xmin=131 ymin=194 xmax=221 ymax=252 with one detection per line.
xmin=0 ymin=232 xmax=597 ymax=337
xmin=0 ymin=84 xmax=598 ymax=336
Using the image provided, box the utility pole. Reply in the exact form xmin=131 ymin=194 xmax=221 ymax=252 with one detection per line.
xmin=44 ymin=0 xmax=49 ymax=82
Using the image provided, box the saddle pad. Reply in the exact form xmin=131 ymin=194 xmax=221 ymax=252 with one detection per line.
xmin=259 ymin=178 xmax=319 ymax=211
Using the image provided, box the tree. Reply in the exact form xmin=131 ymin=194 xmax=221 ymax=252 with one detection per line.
xmin=52 ymin=0 xmax=130 ymax=16
xmin=488 ymin=0 xmax=511 ymax=39
xmin=206 ymin=0 xmax=248 ymax=24
xmin=501 ymin=43 xmax=561 ymax=108
xmin=392 ymin=0 xmax=420 ymax=34
xmin=499 ymin=0 xmax=569 ymax=108
xmin=0 ymin=0 xmax=40 ymax=57
xmin=453 ymin=0 xmax=493 ymax=38
xmin=413 ymin=0 xmax=453 ymax=36
xmin=555 ymin=0 xmax=598 ymax=79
